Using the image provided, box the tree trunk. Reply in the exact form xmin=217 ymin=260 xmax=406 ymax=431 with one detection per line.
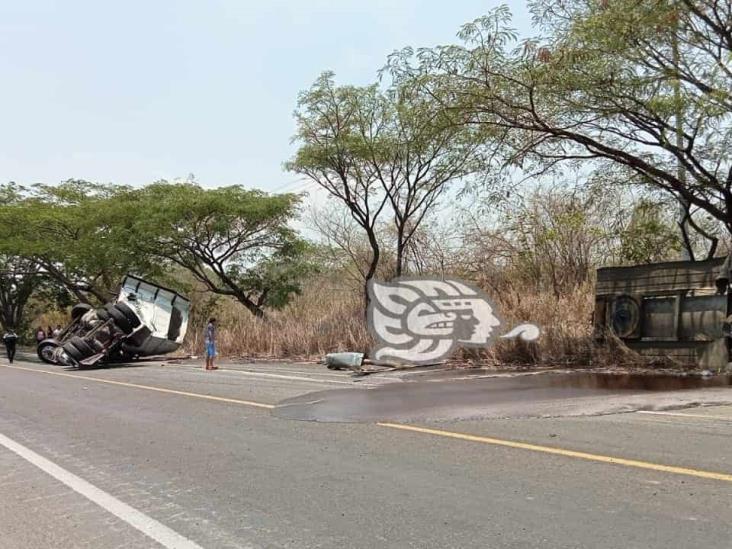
xmin=0 ymin=285 xmax=32 ymax=332
xmin=234 ymin=293 xmax=266 ymax=319
xmin=363 ymin=229 xmax=381 ymax=316
xmin=395 ymin=225 xmax=405 ymax=278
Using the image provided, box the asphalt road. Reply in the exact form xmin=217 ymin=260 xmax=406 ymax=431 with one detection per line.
xmin=1 ymin=357 xmax=731 ymax=549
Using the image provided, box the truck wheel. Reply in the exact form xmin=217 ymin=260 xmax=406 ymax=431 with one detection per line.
xmin=96 ymin=307 xmax=111 ymax=321
xmin=106 ymin=305 xmax=133 ymax=334
xmin=63 ymin=336 xmax=95 ymax=362
xmin=87 ymin=338 xmax=104 ymax=353
xmin=71 ymin=303 xmax=93 ymax=320
xmin=37 ymin=339 xmax=60 ymax=364
xmin=113 ymin=303 xmax=141 ymax=329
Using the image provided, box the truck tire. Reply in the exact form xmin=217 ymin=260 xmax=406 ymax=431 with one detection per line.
xmin=37 ymin=339 xmax=60 ymax=364
xmin=106 ymin=303 xmax=140 ymax=334
xmin=113 ymin=303 xmax=141 ymax=328
xmin=63 ymin=336 xmax=95 ymax=362
xmin=96 ymin=307 xmax=111 ymax=322
xmin=106 ymin=305 xmax=133 ymax=334
xmin=87 ymin=337 xmax=104 ymax=353
xmin=62 ymin=343 xmax=83 ymax=362
xmin=71 ymin=303 xmax=93 ymax=320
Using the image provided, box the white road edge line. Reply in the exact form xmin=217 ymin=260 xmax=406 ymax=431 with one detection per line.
xmin=228 ymin=366 xmax=352 ymax=378
xmin=0 ymin=431 xmax=203 ymax=549
xmin=161 ymin=363 xmax=384 ymax=385
xmin=638 ymin=410 xmax=732 ymax=421
xmin=203 ymin=368 xmax=361 ymax=385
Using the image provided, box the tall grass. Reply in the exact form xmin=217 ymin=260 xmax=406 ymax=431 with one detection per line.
xmin=487 ymin=282 xmax=595 ymax=366
xmin=186 ymin=275 xmax=607 ymax=367
xmin=185 ymin=279 xmax=370 ymax=360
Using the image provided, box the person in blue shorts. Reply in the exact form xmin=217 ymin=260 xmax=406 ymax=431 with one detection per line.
xmin=204 ymin=317 xmax=218 ymax=371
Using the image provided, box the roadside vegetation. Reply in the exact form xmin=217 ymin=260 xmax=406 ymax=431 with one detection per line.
xmin=2 ymin=0 xmax=730 ymax=367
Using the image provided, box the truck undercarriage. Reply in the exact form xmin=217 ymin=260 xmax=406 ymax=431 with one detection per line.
xmin=37 ymin=275 xmax=190 ymax=368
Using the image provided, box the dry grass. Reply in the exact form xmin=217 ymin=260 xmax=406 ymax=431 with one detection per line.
xmin=185 ymin=278 xmax=370 ymax=360
xmin=187 ymin=275 xmax=626 ymax=368
xmin=27 ymin=310 xmax=70 ymax=341
xmin=487 ymin=282 xmax=595 ymax=366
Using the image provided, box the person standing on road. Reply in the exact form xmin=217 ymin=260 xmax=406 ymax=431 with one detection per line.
xmin=204 ymin=317 xmax=218 ymax=371
xmin=3 ymin=329 xmax=18 ymax=363
xmin=35 ymin=327 xmax=45 ymax=343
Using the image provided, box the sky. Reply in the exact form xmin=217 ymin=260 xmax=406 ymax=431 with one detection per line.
xmin=0 ymin=1 xmax=533 ymax=193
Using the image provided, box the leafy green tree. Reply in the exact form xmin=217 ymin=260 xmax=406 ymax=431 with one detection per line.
xmin=384 ymin=79 xmax=485 ymax=276
xmin=0 ymin=185 xmax=49 ymax=330
xmin=0 ymin=256 xmax=43 ymax=332
xmin=287 ymin=75 xmax=391 ymax=306
xmin=123 ymin=182 xmax=309 ymax=317
xmin=288 ymin=72 xmax=483 ymax=312
xmin=383 ymin=1 xmax=732 ymax=249
xmin=0 ymin=180 xmax=160 ymax=303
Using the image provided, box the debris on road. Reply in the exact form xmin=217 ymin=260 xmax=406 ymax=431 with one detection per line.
xmin=324 ymin=351 xmax=443 ymax=376
xmin=325 ymin=352 xmax=364 ymax=370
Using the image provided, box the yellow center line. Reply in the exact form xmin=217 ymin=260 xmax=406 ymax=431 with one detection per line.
xmin=6 ymin=363 xmax=732 ymax=484
xmin=1 ymin=364 xmax=275 ymax=409
xmin=376 ymin=422 xmax=732 ymax=484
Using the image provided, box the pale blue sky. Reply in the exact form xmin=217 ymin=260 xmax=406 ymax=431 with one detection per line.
xmin=1 ymin=1 xmax=532 ymax=192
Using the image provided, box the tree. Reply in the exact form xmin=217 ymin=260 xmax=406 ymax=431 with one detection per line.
xmin=378 ymin=78 xmax=485 ymax=276
xmin=0 ymin=185 xmax=44 ymax=330
xmin=0 ymin=180 xmax=159 ymax=303
xmin=287 ymin=75 xmax=391 ymax=308
xmin=288 ymin=72 xmax=482 ymax=311
xmin=619 ymin=198 xmax=682 ymax=264
xmin=307 ymin=202 xmax=379 ymax=288
xmin=0 ymin=185 xmax=52 ymax=330
xmin=464 ymin=185 xmax=622 ymax=296
xmin=124 ymin=182 xmax=309 ymax=318
xmin=383 ymin=1 xmax=732 ymax=254
xmin=0 ymin=256 xmax=42 ymax=331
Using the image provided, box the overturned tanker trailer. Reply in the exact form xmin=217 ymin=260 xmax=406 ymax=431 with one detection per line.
xmin=594 ymin=257 xmax=732 ymax=369
xmin=38 ymin=275 xmax=190 ymax=367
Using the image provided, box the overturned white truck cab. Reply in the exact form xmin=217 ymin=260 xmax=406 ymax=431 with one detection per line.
xmin=38 ymin=275 xmax=191 ymax=367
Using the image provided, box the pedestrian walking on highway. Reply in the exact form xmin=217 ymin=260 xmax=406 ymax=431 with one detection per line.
xmin=204 ymin=318 xmax=218 ymax=371
xmin=3 ymin=329 xmax=18 ymax=363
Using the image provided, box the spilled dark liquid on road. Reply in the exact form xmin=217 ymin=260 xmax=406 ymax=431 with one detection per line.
xmin=273 ymin=372 xmax=732 ymax=423
xmin=542 ymin=372 xmax=732 ymax=391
